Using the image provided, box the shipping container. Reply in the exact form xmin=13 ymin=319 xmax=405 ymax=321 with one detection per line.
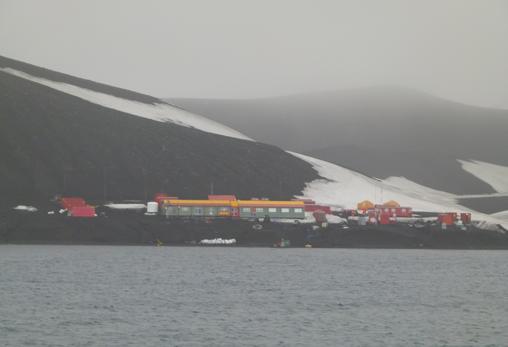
xmin=460 ymin=212 xmax=472 ymax=224
xmin=378 ymin=213 xmax=396 ymax=225
xmin=438 ymin=213 xmax=457 ymax=225
xmin=69 ymin=205 xmax=95 ymax=217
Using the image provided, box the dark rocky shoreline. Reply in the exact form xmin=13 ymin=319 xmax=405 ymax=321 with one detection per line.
xmin=1 ymin=211 xmax=508 ymax=249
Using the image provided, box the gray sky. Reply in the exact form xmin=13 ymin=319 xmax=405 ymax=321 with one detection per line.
xmin=1 ymin=0 xmax=507 ymax=108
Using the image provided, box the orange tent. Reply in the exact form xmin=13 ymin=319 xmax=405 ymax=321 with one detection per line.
xmin=383 ymin=200 xmax=400 ymax=208
xmin=357 ymin=200 xmax=374 ymax=210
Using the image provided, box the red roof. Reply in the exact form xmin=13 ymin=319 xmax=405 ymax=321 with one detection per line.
xmin=304 ymin=204 xmax=332 ymax=214
xmin=60 ymin=197 xmax=87 ymax=209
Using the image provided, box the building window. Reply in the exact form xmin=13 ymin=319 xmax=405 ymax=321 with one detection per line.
xmin=294 ymin=208 xmax=303 ymax=213
xmin=268 ymin=208 xmax=277 ymax=213
xmin=181 ymin=207 xmax=190 ymax=213
xmin=256 ymin=208 xmax=264 ymax=212
xmin=242 ymin=208 xmax=250 ymax=213
xmin=281 ymin=208 xmax=290 ymax=213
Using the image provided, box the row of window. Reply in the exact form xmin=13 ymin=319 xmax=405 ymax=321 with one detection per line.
xmin=167 ymin=206 xmax=303 ymax=214
xmin=241 ymin=207 xmax=303 ymax=213
xmin=175 ymin=207 xmax=230 ymax=213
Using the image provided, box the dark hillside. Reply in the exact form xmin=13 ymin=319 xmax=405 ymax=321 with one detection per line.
xmin=171 ymin=90 xmax=508 ymax=195
xmin=0 ymin=68 xmax=316 ymax=208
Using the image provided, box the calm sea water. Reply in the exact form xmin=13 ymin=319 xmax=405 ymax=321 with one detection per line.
xmin=0 ymin=246 xmax=507 ymax=347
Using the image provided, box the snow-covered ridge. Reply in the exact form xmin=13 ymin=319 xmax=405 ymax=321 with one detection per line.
xmin=290 ymin=152 xmax=508 ymax=230
xmin=458 ymin=159 xmax=508 ymax=193
xmin=0 ymin=67 xmax=252 ymax=141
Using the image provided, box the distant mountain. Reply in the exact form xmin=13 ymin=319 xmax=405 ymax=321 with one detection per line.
xmin=170 ymin=89 xmax=508 ymax=196
xmin=0 ymin=56 xmax=317 ymax=208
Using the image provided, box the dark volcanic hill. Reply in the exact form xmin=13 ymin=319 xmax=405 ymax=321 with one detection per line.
xmin=0 ymin=56 xmax=317 ymax=208
xmin=170 ymin=89 xmax=508 ymax=196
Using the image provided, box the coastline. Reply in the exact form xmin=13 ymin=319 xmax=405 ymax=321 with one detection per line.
xmin=1 ymin=211 xmax=508 ymax=249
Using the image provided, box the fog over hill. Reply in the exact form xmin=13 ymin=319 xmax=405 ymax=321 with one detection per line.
xmin=170 ymin=89 xmax=508 ymax=197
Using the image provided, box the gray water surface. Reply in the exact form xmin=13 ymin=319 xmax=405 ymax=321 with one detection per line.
xmin=1 ymin=246 xmax=507 ymax=346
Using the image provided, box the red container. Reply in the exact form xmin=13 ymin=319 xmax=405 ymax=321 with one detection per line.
xmin=438 ymin=213 xmax=456 ymax=225
xmin=378 ymin=213 xmax=392 ymax=225
xmin=60 ymin=197 xmax=87 ymax=210
xmin=69 ymin=206 xmax=95 ymax=217
xmin=460 ymin=213 xmax=472 ymax=224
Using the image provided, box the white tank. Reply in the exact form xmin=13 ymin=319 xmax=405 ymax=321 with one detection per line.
xmin=146 ymin=201 xmax=159 ymax=215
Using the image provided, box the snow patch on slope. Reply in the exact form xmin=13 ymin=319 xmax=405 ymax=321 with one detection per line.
xmin=458 ymin=159 xmax=508 ymax=193
xmin=290 ymin=152 xmax=459 ymax=211
xmin=491 ymin=210 xmax=508 ymax=222
xmin=0 ymin=67 xmax=252 ymax=141
xmin=291 ymin=152 xmax=508 ymax=230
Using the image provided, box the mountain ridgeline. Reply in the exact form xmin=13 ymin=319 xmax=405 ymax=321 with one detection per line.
xmin=0 ymin=56 xmax=317 ymax=208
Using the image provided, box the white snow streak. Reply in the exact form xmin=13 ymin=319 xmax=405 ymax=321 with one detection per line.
xmin=0 ymin=67 xmax=252 ymax=141
xmin=491 ymin=210 xmax=508 ymax=222
xmin=291 ymin=152 xmax=508 ymax=230
xmin=458 ymin=159 xmax=508 ymax=193
xmin=290 ymin=152 xmax=458 ymax=212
